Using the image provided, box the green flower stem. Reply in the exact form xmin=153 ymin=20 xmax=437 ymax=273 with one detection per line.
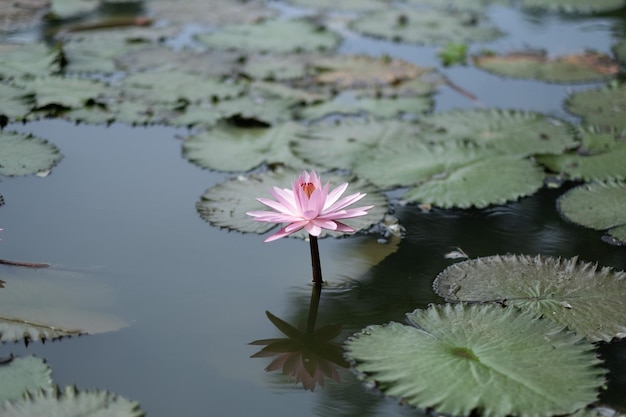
xmin=308 ymin=235 xmax=323 ymax=285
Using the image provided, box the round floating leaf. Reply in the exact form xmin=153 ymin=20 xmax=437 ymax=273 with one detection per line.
xmin=558 ymin=180 xmax=626 ymax=244
xmin=565 ymin=84 xmax=626 ymax=130
xmin=519 ymin=0 xmax=626 ymax=13
xmin=0 ymin=385 xmax=144 ymax=417
xmin=0 ymin=356 xmax=53 ymax=404
xmin=284 ymin=0 xmax=388 ymax=11
xmin=349 ymin=9 xmax=503 ymax=46
xmin=473 ymin=50 xmax=618 ymax=83
xmin=402 ymin=156 xmax=545 ymax=208
xmin=195 ymin=19 xmax=340 ymax=54
xmin=62 ymin=36 xmax=150 ymax=74
xmin=49 ymin=0 xmax=99 ymax=18
xmin=183 ymin=121 xmax=307 ymax=172
xmin=0 ymin=317 xmax=82 ymax=344
xmin=405 ymin=0 xmax=507 ymax=12
xmin=434 ymin=254 xmax=626 ymax=342
xmin=16 ymin=76 xmax=109 ymax=110
xmin=0 ymin=84 xmax=32 ymax=123
xmin=196 ymin=168 xmax=388 ymax=238
xmin=300 ymin=93 xmax=433 ymax=120
xmin=0 ymin=131 xmax=63 ymax=177
xmin=0 ymin=43 xmax=62 ymax=80
xmin=346 ymin=303 xmax=604 ymax=417
xmin=149 ymin=0 xmax=276 ymax=27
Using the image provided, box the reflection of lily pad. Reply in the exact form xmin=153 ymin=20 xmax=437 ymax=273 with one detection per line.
xmin=434 ymin=254 xmax=626 ymax=341
xmin=473 ymin=50 xmax=618 ymax=83
xmin=519 ymin=0 xmax=626 ymax=13
xmin=0 ymin=385 xmax=144 ymax=417
xmin=0 ymin=357 xmax=53 ymax=404
xmin=346 ymin=303 xmax=604 ymax=417
xmin=196 ymin=19 xmax=340 ymax=54
xmin=350 ymin=9 xmax=503 ymax=45
xmin=0 ymin=131 xmax=63 ymax=177
xmin=565 ymin=84 xmax=626 ymax=130
xmin=196 ymin=168 xmax=388 ymax=238
xmin=403 ymin=156 xmax=545 ymax=209
xmin=557 ymin=180 xmax=626 ymax=244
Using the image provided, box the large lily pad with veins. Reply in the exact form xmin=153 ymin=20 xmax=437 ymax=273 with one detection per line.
xmin=349 ymin=9 xmax=503 ymax=45
xmin=473 ymin=50 xmax=619 ymax=83
xmin=0 ymin=44 xmax=62 ymax=80
xmin=196 ymin=19 xmax=341 ymax=54
xmin=346 ymin=303 xmax=604 ymax=417
xmin=196 ymin=168 xmax=388 ymax=239
xmin=565 ymin=84 xmax=626 ymax=130
xmin=0 ymin=356 xmax=53 ymax=404
xmin=434 ymin=254 xmax=626 ymax=341
xmin=557 ymin=180 xmax=626 ymax=244
xmin=519 ymin=0 xmax=626 ymax=13
xmin=0 ymin=131 xmax=63 ymax=177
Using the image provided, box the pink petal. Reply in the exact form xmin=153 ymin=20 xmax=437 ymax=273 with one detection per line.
xmin=323 ymin=182 xmax=348 ymax=208
xmin=264 ymin=225 xmax=302 ymax=242
xmin=333 ymin=221 xmax=355 ymax=232
xmin=269 ymin=187 xmax=298 ymax=214
xmin=285 ymin=220 xmax=308 ymax=233
xmin=322 ymin=192 xmax=367 ymax=214
xmin=311 ymin=218 xmax=338 ymax=230
xmin=256 ymin=197 xmax=293 ymax=215
xmin=305 ymin=223 xmax=322 ymax=236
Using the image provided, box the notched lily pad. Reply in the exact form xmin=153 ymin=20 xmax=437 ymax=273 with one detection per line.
xmin=196 ymin=168 xmax=388 ymax=239
xmin=0 ymin=356 xmax=53 ymax=404
xmin=557 ymin=180 xmax=626 ymax=244
xmin=565 ymin=83 xmax=626 ymax=130
xmin=0 ymin=385 xmax=145 ymax=417
xmin=0 ymin=43 xmax=62 ymax=80
xmin=473 ymin=50 xmax=619 ymax=83
xmin=434 ymin=254 xmax=626 ymax=341
xmin=349 ymin=9 xmax=503 ymax=46
xmin=195 ymin=19 xmax=341 ymax=54
xmin=0 ymin=131 xmax=63 ymax=177
xmin=346 ymin=303 xmax=604 ymax=417
xmin=0 ymin=317 xmax=82 ymax=344
xmin=519 ymin=0 xmax=626 ymax=13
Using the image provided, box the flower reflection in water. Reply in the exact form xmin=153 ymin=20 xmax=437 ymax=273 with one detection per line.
xmin=250 ymin=285 xmax=348 ymax=391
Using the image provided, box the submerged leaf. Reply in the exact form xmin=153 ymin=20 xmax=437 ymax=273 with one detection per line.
xmin=0 ymin=131 xmax=63 ymax=177
xmin=346 ymin=303 xmax=604 ymax=417
xmin=557 ymin=180 xmax=626 ymax=244
xmin=0 ymin=356 xmax=53 ymax=404
xmin=434 ymin=254 xmax=626 ymax=341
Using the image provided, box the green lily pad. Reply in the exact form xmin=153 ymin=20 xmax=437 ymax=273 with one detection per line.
xmin=0 ymin=84 xmax=32 ymax=124
xmin=519 ymin=0 xmax=626 ymax=13
xmin=0 ymin=44 xmax=62 ymax=80
xmin=0 ymin=385 xmax=144 ymax=417
xmin=213 ymin=95 xmax=298 ymax=126
xmin=405 ymin=0 xmax=507 ymax=12
xmin=183 ymin=121 xmax=306 ymax=172
xmin=403 ymin=156 xmax=545 ymax=209
xmin=614 ymin=39 xmax=626 ymax=67
xmin=284 ymin=0 xmax=388 ymax=11
xmin=16 ymin=76 xmax=109 ymax=110
xmin=148 ymin=0 xmax=276 ymax=27
xmin=434 ymin=254 xmax=626 ymax=342
xmin=557 ymin=180 xmax=626 ymax=244
xmin=62 ymin=36 xmax=151 ymax=74
xmin=49 ymin=0 xmax=99 ymax=18
xmin=537 ymin=129 xmax=626 ymax=181
xmin=196 ymin=168 xmax=388 ymax=238
xmin=349 ymin=9 xmax=503 ymax=46
xmin=565 ymin=83 xmax=626 ymax=130
xmin=195 ymin=19 xmax=340 ymax=54
xmin=0 ymin=316 xmax=82 ymax=344
xmin=0 ymin=131 xmax=63 ymax=177
xmin=346 ymin=303 xmax=604 ymax=417
xmin=241 ymin=54 xmax=316 ymax=81
xmin=0 ymin=357 xmax=53 ymax=404
xmin=474 ymin=50 xmax=619 ymax=83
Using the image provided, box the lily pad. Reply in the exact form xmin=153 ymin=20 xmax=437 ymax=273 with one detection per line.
xmin=62 ymin=36 xmax=151 ymax=74
xmin=0 ymin=317 xmax=82 ymax=344
xmin=403 ymin=156 xmax=545 ymax=209
xmin=195 ymin=19 xmax=341 ymax=54
xmin=0 ymin=84 xmax=32 ymax=124
xmin=49 ymin=0 xmax=99 ymax=19
xmin=0 ymin=356 xmax=53 ymax=404
xmin=196 ymin=168 xmax=388 ymax=238
xmin=433 ymin=254 xmax=626 ymax=342
xmin=557 ymin=180 xmax=626 ymax=244
xmin=349 ymin=9 xmax=503 ymax=46
xmin=473 ymin=50 xmax=619 ymax=83
xmin=519 ymin=0 xmax=626 ymax=13
xmin=614 ymin=39 xmax=626 ymax=67
xmin=0 ymin=385 xmax=144 ymax=417
xmin=284 ymin=0 xmax=388 ymax=11
xmin=0 ymin=43 xmax=62 ymax=80
xmin=16 ymin=76 xmax=109 ymax=110
xmin=148 ymin=0 xmax=276 ymax=27
xmin=346 ymin=303 xmax=604 ymax=417
xmin=405 ymin=0 xmax=507 ymax=12
xmin=565 ymin=83 xmax=626 ymax=130
xmin=0 ymin=131 xmax=63 ymax=177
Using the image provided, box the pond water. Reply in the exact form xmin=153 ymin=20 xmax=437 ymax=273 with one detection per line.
xmin=1 ymin=1 xmax=626 ymax=416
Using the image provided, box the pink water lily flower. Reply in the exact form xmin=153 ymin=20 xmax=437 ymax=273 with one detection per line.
xmin=247 ymin=171 xmax=373 ymax=242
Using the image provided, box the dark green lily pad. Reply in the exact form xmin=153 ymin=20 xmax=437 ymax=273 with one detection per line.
xmin=519 ymin=0 xmax=626 ymax=13
xmin=565 ymin=84 xmax=626 ymax=130
xmin=434 ymin=254 xmax=626 ymax=342
xmin=0 ymin=357 xmax=53 ymax=404
xmin=346 ymin=303 xmax=604 ymax=417
xmin=0 ymin=385 xmax=144 ymax=417
xmin=557 ymin=180 xmax=626 ymax=244
xmin=349 ymin=9 xmax=503 ymax=46
xmin=473 ymin=50 xmax=619 ymax=83
xmin=0 ymin=131 xmax=63 ymax=177
xmin=0 ymin=44 xmax=62 ymax=80
xmin=537 ymin=129 xmax=626 ymax=181
xmin=183 ymin=122 xmax=307 ymax=172
xmin=196 ymin=168 xmax=388 ymax=238
xmin=614 ymin=40 xmax=626 ymax=67
xmin=403 ymin=156 xmax=545 ymax=209
xmin=195 ymin=19 xmax=341 ymax=54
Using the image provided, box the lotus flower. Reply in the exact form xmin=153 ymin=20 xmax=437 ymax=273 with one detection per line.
xmin=247 ymin=171 xmax=373 ymax=242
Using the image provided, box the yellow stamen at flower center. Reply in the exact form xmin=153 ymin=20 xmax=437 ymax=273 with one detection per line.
xmin=300 ymin=182 xmax=315 ymax=198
